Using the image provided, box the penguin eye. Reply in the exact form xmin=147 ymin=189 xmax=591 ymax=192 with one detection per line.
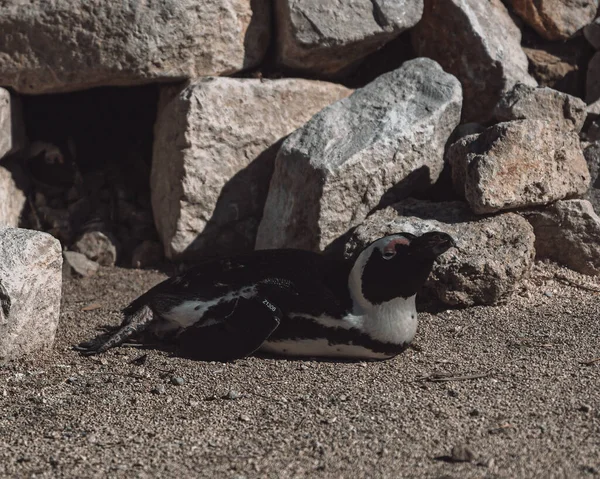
xmin=382 ymin=249 xmax=396 ymax=260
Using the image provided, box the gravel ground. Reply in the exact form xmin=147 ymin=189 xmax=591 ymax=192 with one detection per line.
xmin=0 ymin=261 xmax=599 ymax=478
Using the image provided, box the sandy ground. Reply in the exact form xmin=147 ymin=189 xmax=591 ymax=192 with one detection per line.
xmin=0 ymin=261 xmax=599 ymax=479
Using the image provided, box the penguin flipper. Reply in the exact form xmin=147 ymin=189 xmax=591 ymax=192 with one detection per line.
xmin=175 ymin=296 xmax=282 ymax=361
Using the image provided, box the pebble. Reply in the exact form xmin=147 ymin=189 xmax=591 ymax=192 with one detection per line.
xmin=469 ymin=409 xmax=480 ymax=417
xmin=239 ymin=414 xmax=251 ymax=422
xmin=448 ymin=389 xmax=459 ymax=398
xmin=450 ymin=444 xmax=475 ymax=462
xmin=579 ymin=404 xmax=592 ymax=413
xmin=170 ymin=376 xmax=184 ymax=386
xmin=151 ymin=385 xmax=166 ymax=395
xmin=63 ymin=251 xmax=99 ymax=278
xmin=224 ymin=390 xmax=241 ymax=400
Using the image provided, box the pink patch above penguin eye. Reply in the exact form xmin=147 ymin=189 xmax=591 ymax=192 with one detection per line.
xmin=382 ymin=237 xmax=410 ymax=259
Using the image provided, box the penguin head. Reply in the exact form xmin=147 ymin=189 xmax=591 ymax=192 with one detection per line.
xmin=349 ymin=231 xmax=456 ymax=308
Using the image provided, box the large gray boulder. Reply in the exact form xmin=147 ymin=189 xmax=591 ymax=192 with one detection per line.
xmin=0 ymin=0 xmax=270 ymax=94
xmin=448 ymin=120 xmax=590 ymax=214
xmin=275 ymin=0 xmax=423 ymax=77
xmin=0 ymin=228 xmax=62 ymax=359
xmin=412 ymin=0 xmax=536 ymax=123
xmin=152 ymin=78 xmax=352 ymax=260
xmin=493 ymin=83 xmax=587 ymax=132
xmin=510 ymin=0 xmax=598 ymax=41
xmin=0 ymin=88 xmax=25 ymax=159
xmin=256 ymin=58 xmax=462 ymax=252
xmin=345 ymin=200 xmax=535 ymax=306
xmin=521 ymin=200 xmax=600 ymax=276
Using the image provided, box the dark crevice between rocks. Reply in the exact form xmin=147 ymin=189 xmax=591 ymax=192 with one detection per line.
xmin=235 ymin=7 xmax=417 ymax=92
xmin=520 ymin=25 xmax=594 ymax=100
xmin=341 ymin=31 xmax=417 ymax=89
xmin=18 ymin=84 xmax=166 ymax=269
xmin=233 ymin=0 xmax=286 ymax=81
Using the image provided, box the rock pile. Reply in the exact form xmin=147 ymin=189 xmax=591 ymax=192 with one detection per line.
xmin=256 ymin=58 xmax=462 ymax=251
xmin=412 ymin=0 xmax=536 ymax=123
xmin=1 ymin=0 xmax=600 ymax=355
xmin=152 ymin=78 xmax=352 ymax=260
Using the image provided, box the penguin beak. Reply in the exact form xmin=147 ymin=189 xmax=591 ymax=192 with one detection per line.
xmin=414 ymin=232 xmax=457 ymax=258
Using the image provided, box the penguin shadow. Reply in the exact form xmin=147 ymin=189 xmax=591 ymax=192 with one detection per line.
xmin=182 ymin=138 xmax=286 ymax=261
xmin=79 ymin=326 xmax=398 ymax=364
xmin=77 ymin=326 xmax=182 ymax=360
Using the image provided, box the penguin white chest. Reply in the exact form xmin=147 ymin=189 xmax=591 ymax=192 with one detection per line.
xmin=362 ymin=295 xmax=418 ymax=345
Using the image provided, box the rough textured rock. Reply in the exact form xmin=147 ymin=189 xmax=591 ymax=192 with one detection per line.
xmin=510 ymin=0 xmax=598 ymax=41
xmin=0 ymin=158 xmax=29 ymax=227
xmin=493 ymin=83 xmax=587 ymax=132
xmin=73 ymin=231 xmax=118 ymax=266
xmin=584 ymin=17 xmax=600 ymax=49
xmin=583 ymin=142 xmax=600 ymax=212
xmin=448 ymin=120 xmax=591 ymax=214
xmin=0 ymin=227 xmax=62 ymax=359
xmin=0 ymin=88 xmax=25 ymax=159
xmin=521 ymin=200 xmax=600 ymax=275
xmin=63 ymin=251 xmax=99 ymax=278
xmin=587 ymin=52 xmax=600 ymax=104
xmin=344 ymin=199 xmax=535 ymax=306
xmin=275 ymin=0 xmax=423 ymax=76
xmin=256 ymin=58 xmax=462 ymax=252
xmin=412 ymin=0 xmax=536 ymax=123
xmin=0 ymin=0 xmax=270 ymax=94
xmin=152 ymin=78 xmax=352 ymax=260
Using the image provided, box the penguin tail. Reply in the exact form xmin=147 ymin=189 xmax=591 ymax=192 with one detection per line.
xmin=75 ymin=304 xmax=155 ymax=355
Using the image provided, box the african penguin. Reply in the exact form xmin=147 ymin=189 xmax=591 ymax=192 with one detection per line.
xmin=76 ymin=231 xmax=456 ymax=361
